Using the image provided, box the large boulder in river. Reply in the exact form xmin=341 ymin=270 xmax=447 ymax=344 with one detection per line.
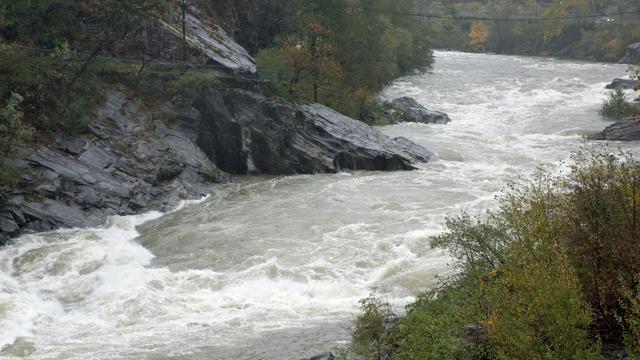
xmin=589 ymin=118 xmax=640 ymax=141
xmin=620 ymin=42 xmax=640 ymax=64
xmin=194 ymin=88 xmax=434 ymax=175
xmin=388 ymin=97 xmax=451 ymax=124
xmin=606 ymin=78 xmax=639 ymax=90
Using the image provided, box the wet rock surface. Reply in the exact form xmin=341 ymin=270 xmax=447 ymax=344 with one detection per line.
xmin=620 ymin=42 xmax=640 ymax=64
xmin=1 ymin=91 xmax=228 ymax=238
xmin=161 ymin=2 xmax=256 ymax=73
xmin=606 ymin=78 xmax=639 ymax=90
xmin=194 ymin=88 xmax=434 ymax=175
xmin=387 ymin=97 xmax=451 ymax=124
xmin=589 ymin=118 xmax=640 ymax=141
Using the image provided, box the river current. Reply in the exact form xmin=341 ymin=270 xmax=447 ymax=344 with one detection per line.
xmin=0 ymin=51 xmax=635 ymax=359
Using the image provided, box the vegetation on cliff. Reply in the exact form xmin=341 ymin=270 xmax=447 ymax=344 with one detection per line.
xmin=350 ymin=150 xmax=640 ymax=359
xmin=244 ymin=0 xmax=434 ymax=122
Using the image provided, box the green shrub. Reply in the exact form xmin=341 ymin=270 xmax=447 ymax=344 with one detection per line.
xmin=168 ymin=70 xmax=219 ymax=101
xmin=351 ymin=294 xmax=396 ymax=360
xmin=0 ymin=45 xmax=103 ymax=133
xmin=351 ymin=150 xmax=640 ymax=359
xmin=600 ymin=89 xmax=637 ymax=120
xmin=0 ymin=92 xmax=32 ymax=186
xmin=0 ymin=163 xmax=22 ymax=187
xmin=621 ymin=279 xmax=640 ymax=357
xmin=0 ymin=93 xmax=32 ymax=164
xmin=391 ymin=279 xmax=490 ymax=360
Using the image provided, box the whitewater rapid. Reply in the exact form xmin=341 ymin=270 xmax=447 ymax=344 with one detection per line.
xmin=0 ymin=51 xmax=635 ymax=359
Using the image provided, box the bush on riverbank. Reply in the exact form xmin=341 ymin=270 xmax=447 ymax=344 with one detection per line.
xmin=350 ymin=150 xmax=640 ymax=359
xmin=600 ymin=89 xmax=638 ymax=119
xmin=601 ymin=68 xmax=640 ymax=120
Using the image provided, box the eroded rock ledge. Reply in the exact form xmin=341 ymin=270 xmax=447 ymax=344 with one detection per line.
xmin=194 ymin=88 xmax=434 ymax=175
xmin=589 ymin=118 xmax=640 ymax=141
xmin=0 ymin=91 xmax=228 ymax=242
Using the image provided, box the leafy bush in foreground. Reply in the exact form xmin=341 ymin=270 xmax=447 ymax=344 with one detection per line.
xmin=600 ymin=89 xmax=637 ymax=120
xmin=352 ymin=150 xmax=640 ymax=359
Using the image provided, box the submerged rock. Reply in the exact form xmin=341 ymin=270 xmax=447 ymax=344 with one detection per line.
xmin=308 ymin=352 xmax=335 ymax=360
xmin=194 ymin=88 xmax=434 ymax=175
xmin=620 ymin=42 xmax=640 ymax=64
xmin=605 ymin=78 xmax=639 ymax=90
xmin=589 ymin=119 xmax=640 ymax=141
xmin=388 ymin=97 xmax=451 ymax=124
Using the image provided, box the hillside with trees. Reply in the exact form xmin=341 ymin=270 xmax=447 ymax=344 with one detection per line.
xmin=418 ymin=0 xmax=640 ymax=62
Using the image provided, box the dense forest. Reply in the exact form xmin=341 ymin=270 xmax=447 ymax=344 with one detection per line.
xmin=213 ymin=0 xmax=435 ymax=120
xmin=418 ymin=0 xmax=640 ymax=61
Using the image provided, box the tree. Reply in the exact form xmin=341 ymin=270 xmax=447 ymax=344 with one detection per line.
xmin=0 ymin=93 xmax=32 ymax=168
xmin=468 ymin=20 xmax=490 ymax=50
xmin=283 ymin=20 xmax=342 ymax=102
xmin=70 ymin=0 xmax=167 ymax=86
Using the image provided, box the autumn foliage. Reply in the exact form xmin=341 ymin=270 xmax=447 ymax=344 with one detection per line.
xmin=351 ymin=151 xmax=640 ymax=359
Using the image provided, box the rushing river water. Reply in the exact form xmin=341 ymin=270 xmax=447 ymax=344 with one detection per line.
xmin=0 ymin=51 xmax=636 ymax=359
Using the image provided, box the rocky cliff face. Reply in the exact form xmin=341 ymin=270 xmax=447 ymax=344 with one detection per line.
xmin=589 ymin=118 xmax=640 ymax=141
xmin=0 ymin=92 xmax=228 ymax=243
xmin=620 ymin=42 xmax=640 ymax=65
xmin=194 ymin=88 xmax=434 ymax=175
xmin=160 ymin=2 xmax=256 ymax=73
xmin=1 ymin=86 xmax=434 ymax=241
xmin=386 ymin=97 xmax=451 ymax=125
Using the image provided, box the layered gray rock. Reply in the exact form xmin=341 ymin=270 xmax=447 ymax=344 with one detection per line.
xmin=606 ymin=78 xmax=639 ymax=90
xmin=194 ymin=88 xmax=434 ymax=175
xmin=161 ymin=2 xmax=256 ymax=73
xmin=388 ymin=97 xmax=451 ymax=124
xmin=1 ymin=91 xmax=228 ymax=238
xmin=589 ymin=119 xmax=640 ymax=141
xmin=620 ymin=42 xmax=640 ymax=64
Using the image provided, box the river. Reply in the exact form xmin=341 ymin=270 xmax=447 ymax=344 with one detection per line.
xmin=0 ymin=51 xmax=634 ymax=359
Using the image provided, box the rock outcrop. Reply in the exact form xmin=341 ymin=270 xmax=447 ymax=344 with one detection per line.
xmin=0 ymin=91 xmax=228 ymax=241
xmin=1 ymin=87 xmax=436 ymax=240
xmin=620 ymin=42 xmax=640 ymax=64
xmin=161 ymin=2 xmax=256 ymax=73
xmin=387 ymin=97 xmax=451 ymax=124
xmin=194 ymin=88 xmax=434 ymax=175
xmin=606 ymin=78 xmax=639 ymax=90
xmin=589 ymin=118 xmax=640 ymax=141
